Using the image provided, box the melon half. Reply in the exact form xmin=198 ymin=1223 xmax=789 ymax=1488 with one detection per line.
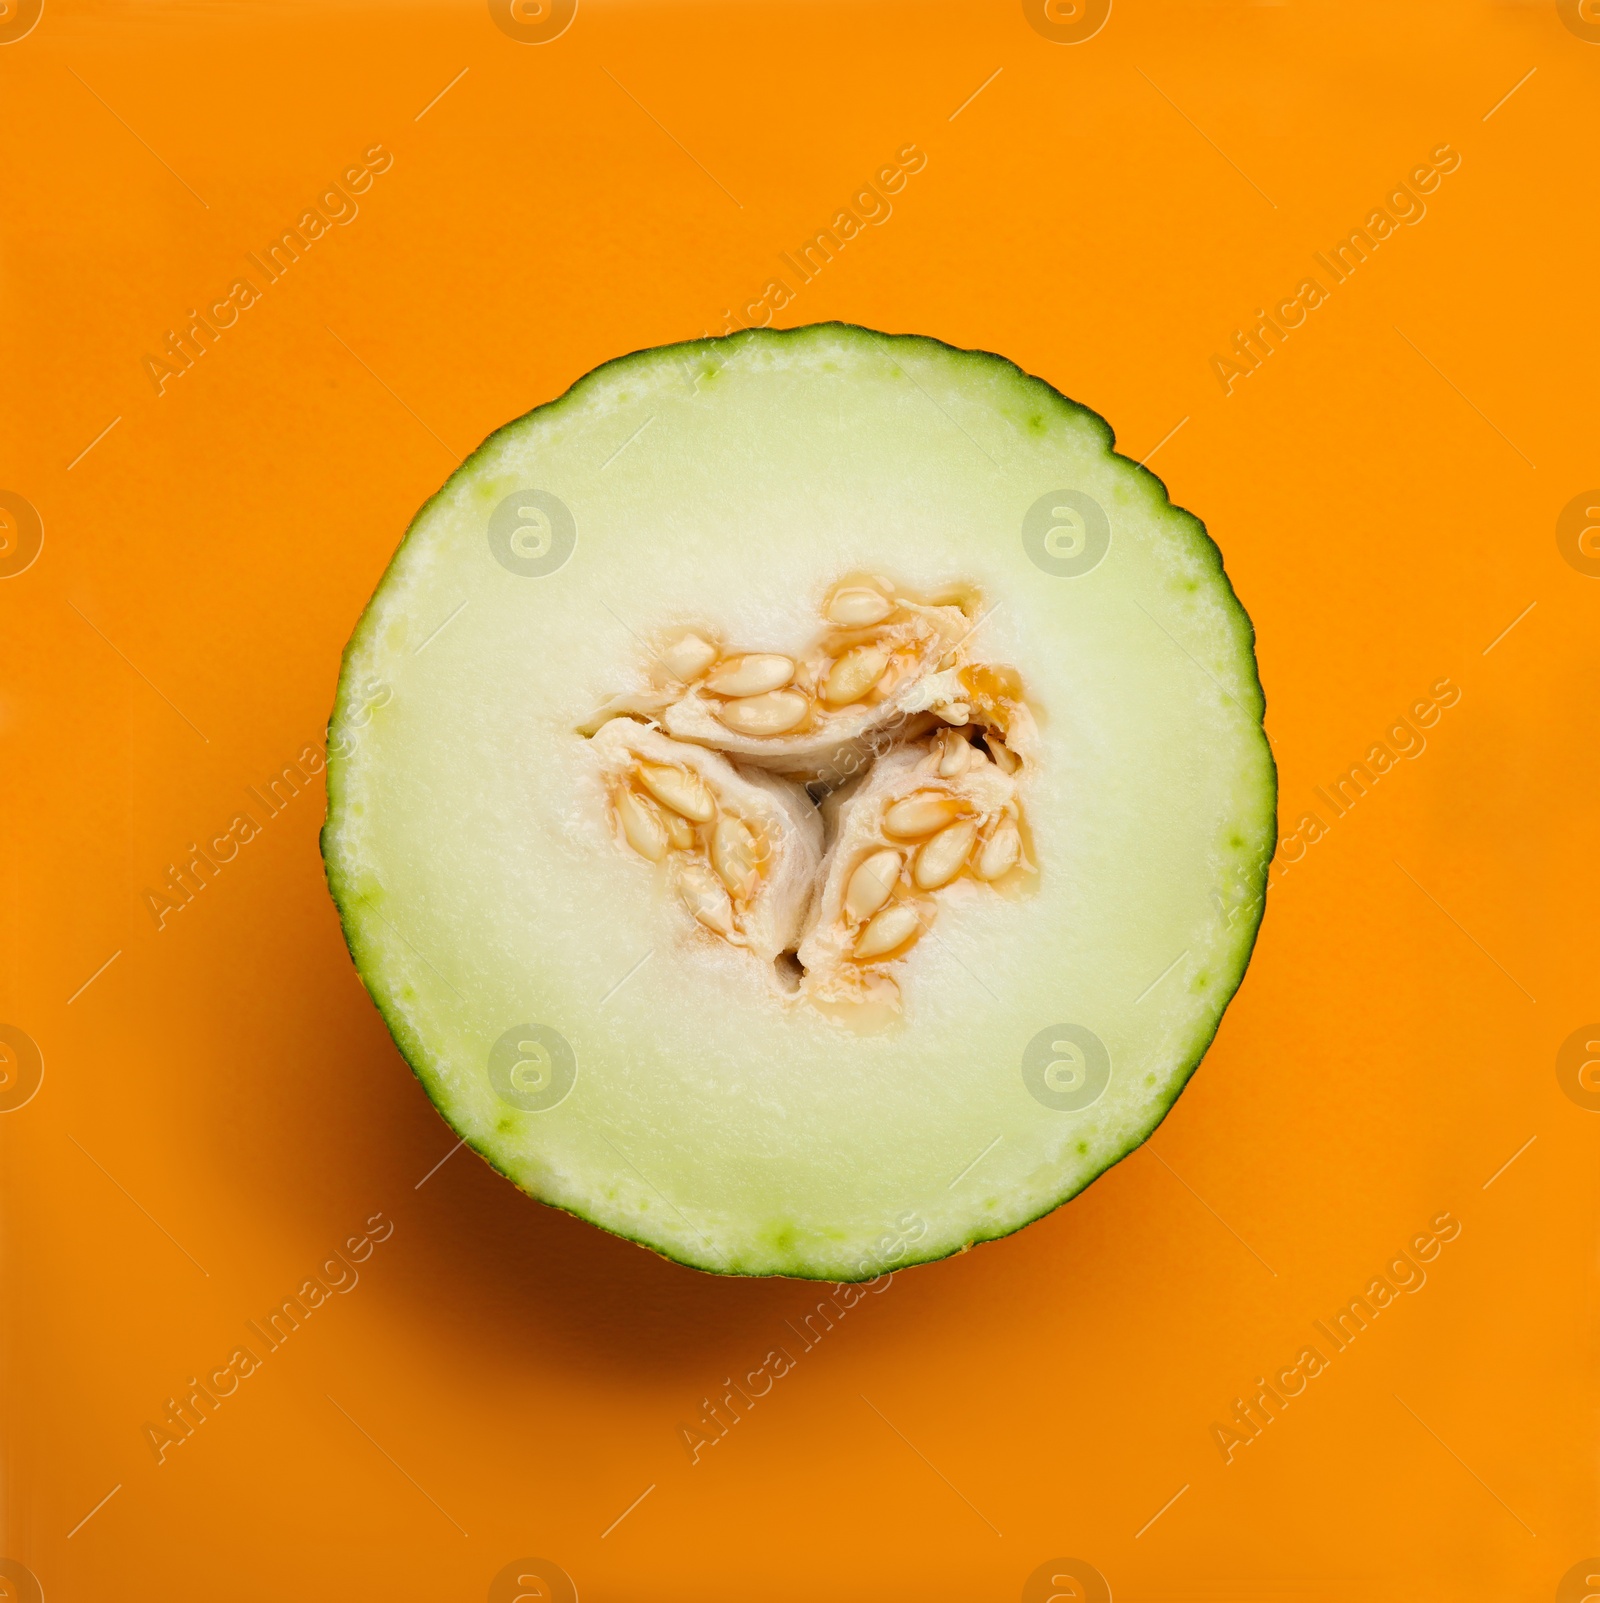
xmin=321 ymin=324 xmax=1274 ymax=1280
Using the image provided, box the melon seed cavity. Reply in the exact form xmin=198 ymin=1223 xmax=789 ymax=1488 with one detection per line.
xmin=586 ymin=576 xmax=1037 ymax=1012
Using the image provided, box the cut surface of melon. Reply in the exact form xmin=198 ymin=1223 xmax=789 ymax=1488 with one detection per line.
xmin=322 ymin=324 xmax=1275 ymax=1280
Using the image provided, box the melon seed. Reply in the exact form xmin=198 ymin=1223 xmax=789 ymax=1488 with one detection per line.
xmin=661 ymin=632 xmax=719 ymax=682
xmin=677 ymin=861 xmax=736 ymax=935
xmin=637 ymin=761 xmax=715 ymax=822
xmin=712 ymin=815 xmax=759 ymax=899
xmin=844 ymin=848 xmax=902 ymax=923
xmin=825 ymin=586 xmax=894 ymax=627
xmin=854 ymin=901 xmax=926 ymax=960
xmin=662 ymin=811 xmax=695 ymax=851
xmin=935 ymin=728 xmax=971 ymax=777
xmin=705 ymin=653 xmax=794 ymax=697
xmin=882 ymin=791 xmax=962 ymax=839
xmin=913 ymin=819 xmax=977 ymax=890
xmin=989 ymin=737 xmax=1020 ymax=774
xmin=615 ymin=788 xmax=668 ymax=861
xmin=821 ymin=645 xmax=890 ymax=707
xmin=718 ymin=690 xmax=809 ymax=737
xmin=974 ymin=818 xmax=1021 ymax=881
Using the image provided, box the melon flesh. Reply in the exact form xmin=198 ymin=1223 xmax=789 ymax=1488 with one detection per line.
xmin=321 ymin=324 xmax=1274 ymax=1280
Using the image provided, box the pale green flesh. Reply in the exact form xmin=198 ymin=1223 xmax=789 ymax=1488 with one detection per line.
xmin=322 ymin=325 xmax=1274 ymax=1280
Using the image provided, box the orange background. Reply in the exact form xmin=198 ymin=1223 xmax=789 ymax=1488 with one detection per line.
xmin=2 ymin=1 xmax=1597 ymax=1598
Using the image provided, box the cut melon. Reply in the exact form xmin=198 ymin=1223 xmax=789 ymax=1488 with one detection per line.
xmin=322 ymin=324 xmax=1274 ymax=1280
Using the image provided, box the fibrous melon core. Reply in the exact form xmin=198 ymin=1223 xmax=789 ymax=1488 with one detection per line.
xmin=585 ymin=574 xmax=1039 ymax=1019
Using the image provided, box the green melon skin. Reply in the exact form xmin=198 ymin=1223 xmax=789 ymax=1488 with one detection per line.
xmin=321 ymin=323 xmax=1275 ymax=1281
